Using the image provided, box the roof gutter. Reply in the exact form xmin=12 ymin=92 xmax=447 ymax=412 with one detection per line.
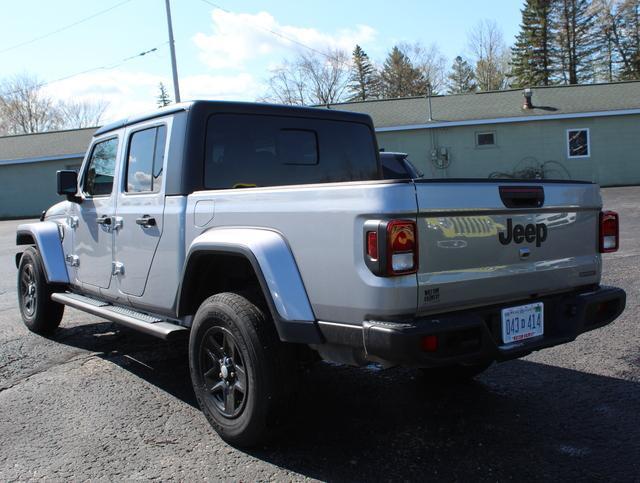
xmin=0 ymin=153 xmax=84 ymax=167
xmin=375 ymin=108 xmax=640 ymax=132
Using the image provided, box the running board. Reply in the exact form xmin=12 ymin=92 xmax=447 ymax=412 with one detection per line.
xmin=51 ymin=292 xmax=188 ymax=340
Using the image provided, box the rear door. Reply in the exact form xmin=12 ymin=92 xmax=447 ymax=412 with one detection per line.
xmin=414 ymin=181 xmax=602 ymax=316
xmin=113 ymin=121 xmax=168 ymax=297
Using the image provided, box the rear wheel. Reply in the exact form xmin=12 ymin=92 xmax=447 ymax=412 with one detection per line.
xmin=419 ymin=360 xmax=493 ymax=383
xmin=17 ymin=247 xmax=64 ymax=335
xmin=189 ymin=292 xmax=295 ymax=447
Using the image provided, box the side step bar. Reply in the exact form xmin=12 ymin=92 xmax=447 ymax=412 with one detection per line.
xmin=51 ymin=292 xmax=188 ymax=340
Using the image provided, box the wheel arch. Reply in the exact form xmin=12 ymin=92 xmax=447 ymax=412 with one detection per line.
xmin=16 ymin=222 xmax=69 ymax=284
xmin=177 ymin=227 xmax=322 ymax=344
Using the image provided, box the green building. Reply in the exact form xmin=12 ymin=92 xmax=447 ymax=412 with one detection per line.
xmin=1 ymin=81 xmax=639 ymax=219
xmin=331 ymin=81 xmax=640 ymax=186
xmin=0 ymin=128 xmax=95 ymax=219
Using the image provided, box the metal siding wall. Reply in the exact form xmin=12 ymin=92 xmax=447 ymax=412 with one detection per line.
xmin=376 ymin=114 xmax=640 ymax=186
xmin=0 ymin=158 xmax=82 ymax=219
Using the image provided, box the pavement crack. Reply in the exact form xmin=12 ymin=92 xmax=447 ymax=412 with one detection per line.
xmin=0 ymin=352 xmax=101 ymax=394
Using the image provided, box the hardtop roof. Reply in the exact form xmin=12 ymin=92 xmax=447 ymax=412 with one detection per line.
xmin=94 ymin=100 xmax=373 ymax=136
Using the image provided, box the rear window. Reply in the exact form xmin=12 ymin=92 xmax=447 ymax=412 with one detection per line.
xmin=204 ymin=114 xmax=379 ymax=189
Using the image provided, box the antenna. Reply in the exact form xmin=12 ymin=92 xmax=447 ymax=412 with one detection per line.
xmin=427 ymin=83 xmax=433 ymax=121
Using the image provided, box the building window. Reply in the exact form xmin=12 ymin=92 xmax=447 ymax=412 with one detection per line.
xmin=567 ymin=128 xmax=590 ymax=158
xmin=476 ymin=131 xmax=496 ymax=147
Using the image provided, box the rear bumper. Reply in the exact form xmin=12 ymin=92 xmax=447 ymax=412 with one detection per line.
xmin=317 ymin=286 xmax=626 ymax=368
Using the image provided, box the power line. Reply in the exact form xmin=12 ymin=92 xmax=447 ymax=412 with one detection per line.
xmin=0 ymin=0 xmax=134 ymax=55
xmin=197 ymin=0 xmax=349 ymax=64
xmin=1 ymin=43 xmax=167 ymax=97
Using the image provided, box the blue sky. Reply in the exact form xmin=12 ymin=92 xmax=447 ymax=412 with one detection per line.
xmin=0 ymin=0 xmax=523 ymax=121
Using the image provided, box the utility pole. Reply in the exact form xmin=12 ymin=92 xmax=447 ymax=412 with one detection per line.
xmin=164 ymin=0 xmax=181 ymax=103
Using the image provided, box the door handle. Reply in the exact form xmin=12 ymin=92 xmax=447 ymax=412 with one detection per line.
xmin=96 ymin=215 xmax=112 ymax=226
xmin=136 ymin=215 xmax=156 ymax=228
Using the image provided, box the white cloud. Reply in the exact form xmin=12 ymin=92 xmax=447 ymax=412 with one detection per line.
xmin=35 ymin=9 xmax=374 ymax=123
xmin=181 ymin=73 xmax=261 ymax=101
xmin=43 ymin=70 xmax=162 ymax=122
xmin=193 ymin=9 xmax=376 ymax=70
xmin=43 ymin=70 xmax=261 ymax=123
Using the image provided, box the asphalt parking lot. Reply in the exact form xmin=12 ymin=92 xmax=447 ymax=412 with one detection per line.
xmin=0 ymin=186 xmax=638 ymax=481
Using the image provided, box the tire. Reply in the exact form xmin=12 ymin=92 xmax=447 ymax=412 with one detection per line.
xmin=17 ymin=246 xmax=64 ymax=335
xmin=188 ymin=292 xmax=295 ymax=447
xmin=419 ymin=360 xmax=493 ymax=383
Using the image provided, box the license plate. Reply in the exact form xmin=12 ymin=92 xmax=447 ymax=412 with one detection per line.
xmin=501 ymin=302 xmax=544 ymax=344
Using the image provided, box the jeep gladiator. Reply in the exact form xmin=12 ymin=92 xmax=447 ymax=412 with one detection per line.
xmin=15 ymin=101 xmax=626 ymax=446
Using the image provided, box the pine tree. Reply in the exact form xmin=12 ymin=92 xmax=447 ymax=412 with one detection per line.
xmin=617 ymin=0 xmax=640 ymax=79
xmin=510 ymin=0 xmax=554 ymax=87
xmin=379 ymin=46 xmax=428 ymax=98
xmin=551 ymin=0 xmax=599 ymax=84
xmin=447 ymin=56 xmax=477 ymax=93
xmin=347 ymin=45 xmax=379 ymax=101
xmin=157 ymin=82 xmax=172 ymax=108
xmin=594 ymin=0 xmax=619 ymax=82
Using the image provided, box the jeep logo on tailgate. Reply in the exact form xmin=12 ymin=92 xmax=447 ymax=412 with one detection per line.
xmin=498 ymin=218 xmax=548 ymax=247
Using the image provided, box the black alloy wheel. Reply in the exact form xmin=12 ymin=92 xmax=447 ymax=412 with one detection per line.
xmin=199 ymin=326 xmax=248 ymax=418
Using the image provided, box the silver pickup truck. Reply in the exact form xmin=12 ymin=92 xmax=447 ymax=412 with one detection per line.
xmin=15 ymin=101 xmax=625 ymax=447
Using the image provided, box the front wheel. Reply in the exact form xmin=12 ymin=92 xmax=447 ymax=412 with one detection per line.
xmin=188 ymin=292 xmax=295 ymax=447
xmin=17 ymin=247 xmax=64 ymax=335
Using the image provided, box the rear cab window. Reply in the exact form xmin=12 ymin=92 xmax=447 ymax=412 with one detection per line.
xmin=204 ymin=114 xmax=379 ymax=189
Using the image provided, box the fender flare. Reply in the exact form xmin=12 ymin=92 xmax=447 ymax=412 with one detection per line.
xmin=178 ymin=227 xmax=322 ymax=344
xmin=16 ymin=222 xmax=69 ymax=284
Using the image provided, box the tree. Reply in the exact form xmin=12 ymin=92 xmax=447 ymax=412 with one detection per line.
xmin=261 ymin=60 xmax=308 ymax=105
xmin=615 ymin=0 xmax=640 ymax=79
xmin=0 ymin=73 xmax=62 ymax=134
xmin=448 ymin=56 xmax=477 ymax=93
xmin=261 ymin=49 xmax=351 ymax=106
xmin=58 ymin=99 xmax=108 ymax=128
xmin=379 ymin=46 xmax=428 ymax=98
xmin=0 ymin=73 xmax=109 ymax=133
xmin=347 ymin=45 xmax=379 ymax=101
xmin=157 ymin=82 xmax=172 ymax=108
xmin=468 ymin=20 xmax=510 ymax=90
xmin=299 ymin=49 xmax=351 ymax=105
xmin=551 ymin=0 xmax=599 ymax=84
xmin=398 ymin=42 xmax=448 ymax=94
xmin=510 ymin=0 xmax=554 ymax=87
xmin=593 ymin=0 xmax=620 ymax=82
xmin=597 ymin=0 xmax=640 ymax=80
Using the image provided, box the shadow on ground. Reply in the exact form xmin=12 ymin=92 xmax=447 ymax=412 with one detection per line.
xmin=52 ymin=321 xmax=640 ymax=482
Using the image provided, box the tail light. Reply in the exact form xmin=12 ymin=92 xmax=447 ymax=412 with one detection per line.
xmin=364 ymin=219 xmax=418 ymax=276
xmin=366 ymin=231 xmax=379 ymax=260
xmin=599 ymin=211 xmax=619 ymax=253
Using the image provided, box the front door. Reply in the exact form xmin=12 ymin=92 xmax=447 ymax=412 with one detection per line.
xmin=114 ymin=123 xmax=167 ymax=297
xmin=74 ymin=136 xmax=119 ymax=289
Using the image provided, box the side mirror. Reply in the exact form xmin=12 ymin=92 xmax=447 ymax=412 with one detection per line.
xmin=57 ymin=170 xmax=79 ymax=202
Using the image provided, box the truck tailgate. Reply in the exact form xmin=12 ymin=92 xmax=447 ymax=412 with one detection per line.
xmin=415 ymin=181 xmax=602 ymax=316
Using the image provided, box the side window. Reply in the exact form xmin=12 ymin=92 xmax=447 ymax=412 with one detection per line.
xmin=125 ymin=125 xmax=166 ymax=193
xmin=83 ymin=138 xmax=118 ymax=197
xmin=567 ymin=128 xmax=589 ymax=158
xmin=278 ymin=130 xmax=318 ymax=165
xmin=476 ymin=131 xmax=496 ymax=147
